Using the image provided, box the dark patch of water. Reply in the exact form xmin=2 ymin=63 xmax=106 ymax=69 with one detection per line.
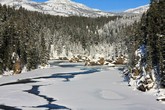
xmin=32 ymin=74 xmax=73 ymax=82
xmin=0 ymin=104 xmax=22 ymax=110
xmin=33 ymin=69 xmax=100 ymax=82
xmin=0 ymin=67 xmax=99 ymax=93
xmin=58 ymin=64 xmax=83 ymax=68
xmin=0 ymin=79 xmax=38 ymax=86
xmin=24 ymin=85 xmax=70 ymax=110
xmin=118 ymin=67 xmax=125 ymax=71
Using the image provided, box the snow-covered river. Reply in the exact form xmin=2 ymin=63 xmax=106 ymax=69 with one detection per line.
xmin=0 ymin=60 xmax=164 ymax=110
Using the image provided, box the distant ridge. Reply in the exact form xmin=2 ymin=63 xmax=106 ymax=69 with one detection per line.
xmin=0 ymin=0 xmax=114 ymax=17
xmin=124 ymin=4 xmax=149 ymax=14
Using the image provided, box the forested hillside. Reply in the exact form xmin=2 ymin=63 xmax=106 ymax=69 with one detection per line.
xmin=143 ymin=0 xmax=165 ymax=87
xmin=125 ymin=0 xmax=165 ymax=91
xmin=0 ymin=4 xmax=120 ymax=74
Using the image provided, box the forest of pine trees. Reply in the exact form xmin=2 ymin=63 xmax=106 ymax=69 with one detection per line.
xmin=127 ymin=0 xmax=165 ymax=88
xmin=0 ymin=4 xmax=119 ymax=74
xmin=143 ymin=0 xmax=165 ymax=87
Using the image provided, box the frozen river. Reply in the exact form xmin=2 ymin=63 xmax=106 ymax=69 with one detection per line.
xmin=0 ymin=61 xmax=164 ymax=110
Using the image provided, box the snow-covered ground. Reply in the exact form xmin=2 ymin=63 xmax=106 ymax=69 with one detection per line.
xmin=0 ymin=61 xmax=164 ymax=110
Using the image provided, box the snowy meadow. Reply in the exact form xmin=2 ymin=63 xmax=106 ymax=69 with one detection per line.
xmin=0 ymin=61 xmax=164 ymax=110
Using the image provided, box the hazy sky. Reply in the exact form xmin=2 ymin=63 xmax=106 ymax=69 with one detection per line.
xmin=33 ymin=0 xmax=150 ymax=12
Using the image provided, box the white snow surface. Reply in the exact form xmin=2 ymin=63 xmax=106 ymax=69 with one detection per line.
xmin=0 ymin=61 xmax=164 ymax=110
xmin=124 ymin=4 xmax=149 ymax=14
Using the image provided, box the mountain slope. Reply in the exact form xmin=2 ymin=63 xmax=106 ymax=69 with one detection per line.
xmin=124 ymin=4 xmax=149 ymax=14
xmin=0 ymin=0 xmax=114 ymax=17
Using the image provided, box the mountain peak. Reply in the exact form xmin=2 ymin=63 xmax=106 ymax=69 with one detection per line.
xmin=0 ymin=0 xmax=114 ymax=17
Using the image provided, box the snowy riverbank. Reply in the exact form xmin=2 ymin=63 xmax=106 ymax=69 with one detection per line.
xmin=0 ymin=62 xmax=164 ymax=110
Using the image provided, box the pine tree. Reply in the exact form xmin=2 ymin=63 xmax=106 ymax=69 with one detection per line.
xmin=39 ymin=32 xmax=48 ymax=66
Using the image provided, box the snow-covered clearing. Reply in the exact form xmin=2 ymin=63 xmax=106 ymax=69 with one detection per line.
xmin=0 ymin=61 xmax=164 ymax=110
